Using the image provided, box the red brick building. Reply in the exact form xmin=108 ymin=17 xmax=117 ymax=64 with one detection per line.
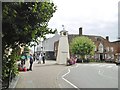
xmin=111 ymin=40 xmax=120 ymax=61
xmin=54 ymin=27 xmax=120 ymax=62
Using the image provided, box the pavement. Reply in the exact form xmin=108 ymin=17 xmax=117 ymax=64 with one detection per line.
xmin=10 ymin=60 xmax=68 ymax=88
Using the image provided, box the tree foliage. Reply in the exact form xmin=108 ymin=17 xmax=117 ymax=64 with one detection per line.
xmin=70 ymin=36 xmax=95 ymax=59
xmin=2 ymin=47 xmax=20 ymax=80
xmin=2 ymin=1 xmax=57 ymax=87
xmin=24 ymin=46 xmax=30 ymax=52
xmin=2 ymin=2 xmax=57 ymax=50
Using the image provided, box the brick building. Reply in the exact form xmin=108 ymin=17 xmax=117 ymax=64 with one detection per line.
xmin=54 ymin=27 xmax=120 ymax=62
xmin=111 ymin=40 xmax=120 ymax=61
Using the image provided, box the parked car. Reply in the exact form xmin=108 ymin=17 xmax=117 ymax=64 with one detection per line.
xmin=83 ymin=59 xmax=90 ymax=63
xmin=115 ymin=59 xmax=120 ymax=65
xmin=105 ymin=58 xmax=114 ymax=63
xmin=76 ymin=58 xmax=89 ymax=63
xmin=76 ymin=58 xmax=82 ymax=63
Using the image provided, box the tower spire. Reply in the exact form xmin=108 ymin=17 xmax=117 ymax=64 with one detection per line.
xmin=62 ymin=25 xmax=65 ymax=30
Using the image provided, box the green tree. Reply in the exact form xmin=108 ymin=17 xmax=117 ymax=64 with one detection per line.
xmin=24 ymin=46 xmax=30 ymax=53
xmin=70 ymin=36 xmax=95 ymax=60
xmin=2 ymin=1 xmax=57 ymax=88
xmin=2 ymin=2 xmax=57 ymax=50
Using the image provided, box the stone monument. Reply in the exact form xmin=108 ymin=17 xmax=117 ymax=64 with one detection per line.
xmin=56 ymin=25 xmax=70 ymax=64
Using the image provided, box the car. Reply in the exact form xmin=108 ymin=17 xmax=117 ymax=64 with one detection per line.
xmin=76 ymin=58 xmax=89 ymax=63
xmin=83 ymin=59 xmax=90 ymax=63
xmin=76 ymin=58 xmax=82 ymax=63
xmin=115 ymin=59 xmax=120 ymax=65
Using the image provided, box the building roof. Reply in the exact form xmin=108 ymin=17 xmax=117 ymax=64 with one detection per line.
xmin=68 ymin=34 xmax=114 ymax=49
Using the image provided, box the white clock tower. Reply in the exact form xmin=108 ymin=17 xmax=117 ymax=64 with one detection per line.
xmin=56 ymin=25 xmax=70 ymax=64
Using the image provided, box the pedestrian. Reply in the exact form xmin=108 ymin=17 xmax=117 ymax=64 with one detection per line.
xmin=29 ymin=54 xmax=34 ymax=71
xmin=33 ymin=53 xmax=36 ymax=61
xmin=38 ymin=53 xmax=42 ymax=64
xmin=42 ymin=53 xmax=46 ymax=64
xmin=21 ymin=55 xmax=26 ymax=66
xmin=36 ymin=54 xmax=39 ymax=61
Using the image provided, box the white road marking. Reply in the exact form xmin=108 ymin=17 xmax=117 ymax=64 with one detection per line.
xmin=106 ymin=66 xmax=113 ymax=68
xmin=62 ymin=68 xmax=80 ymax=90
xmin=62 ymin=68 xmax=70 ymax=77
xmin=90 ymin=64 xmax=100 ymax=66
xmin=61 ymin=63 xmax=117 ymax=89
xmin=98 ymin=64 xmax=108 ymax=67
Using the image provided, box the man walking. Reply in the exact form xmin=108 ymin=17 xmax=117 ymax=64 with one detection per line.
xmin=42 ymin=53 xmax=46 ymax=64
xmin=29 ymin=54 xmax=34 ymax=71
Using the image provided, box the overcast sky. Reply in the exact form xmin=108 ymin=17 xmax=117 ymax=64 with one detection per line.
xmin=47 ymin=0 xmax=119 ymax=42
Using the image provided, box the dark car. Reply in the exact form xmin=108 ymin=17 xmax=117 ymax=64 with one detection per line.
xmin=83 ymin=59 xmax=90 ymax=63
xmin=76 ymin=58 xmax=82 ymax=63
xmin=76 ymin=58 xmax=89 ymax=63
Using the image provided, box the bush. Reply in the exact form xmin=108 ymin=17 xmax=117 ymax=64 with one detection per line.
xmin=89 ymin=59 xmax=96 ymax=62
xmin=2 ymin=48 xmax=20 ymax=89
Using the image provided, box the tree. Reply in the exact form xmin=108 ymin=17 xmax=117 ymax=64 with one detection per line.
xmin=2 ymin=2 xmax=57 ymax=50
xmin=2 ymin=1 xmax=57 ymax=88
xmin=24 ymin=46 xmax=30 ymax=53
xmin=70 ymin=36 xmax=95 ymax=60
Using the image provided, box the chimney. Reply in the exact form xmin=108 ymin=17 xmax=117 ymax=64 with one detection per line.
xmin=106 ymin=36 xmax=109 ymax=41
xmin=79 ymin=27 xmax=82 ymax=35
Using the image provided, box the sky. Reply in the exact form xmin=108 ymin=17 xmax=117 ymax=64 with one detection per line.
xmin=47 ymin=0 xmax=119 ymax=42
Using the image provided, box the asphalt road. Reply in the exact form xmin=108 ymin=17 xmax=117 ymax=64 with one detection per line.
xmin=58 ymin=63 xmax=118 ymax=89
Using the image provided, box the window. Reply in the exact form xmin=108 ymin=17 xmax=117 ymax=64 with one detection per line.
xmin=98 ymin=43 xmax=104 ymax=53
xmin=106 ymin=47 xmax=109 ymax=52
xmin=110 ymin=47 xmax=114 ymax=52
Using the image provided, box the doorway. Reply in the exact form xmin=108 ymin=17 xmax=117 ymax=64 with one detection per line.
xmin=100 ymin=53 xmax=103 ymax=61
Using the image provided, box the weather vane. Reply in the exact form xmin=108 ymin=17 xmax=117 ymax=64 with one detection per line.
xmin=62 ymin=25 xmax=65 ymax=30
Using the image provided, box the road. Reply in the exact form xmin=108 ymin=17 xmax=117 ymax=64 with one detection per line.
xmin=58 ymin=63 xmax=118 ymax=89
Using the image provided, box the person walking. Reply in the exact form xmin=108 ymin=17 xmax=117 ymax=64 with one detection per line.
xmin=38 ymin=53 xmax=42 ymax=64
xmin=29 ymin=54 xmax=34 ymax=71
xmin=33 ymin=53 xmax=36 ymax=61
xmin=36 ymin=54 xmax=39 ymax=61
xmin=42 ymin=53 xmax=46 ymax=64
xmin=20 ymin=54 xmax=26 ymax=69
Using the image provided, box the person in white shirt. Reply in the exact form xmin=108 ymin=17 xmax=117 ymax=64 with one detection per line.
xmin=38 ymin=53 xmax=42 ymax=64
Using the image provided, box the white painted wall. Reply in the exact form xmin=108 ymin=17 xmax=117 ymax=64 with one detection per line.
xmin=42 ymin=32 xmax=61 ymax=51
xmin=56 ymin=36 xmax=70 ymax=64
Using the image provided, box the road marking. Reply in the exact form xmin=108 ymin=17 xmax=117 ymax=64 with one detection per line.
xmin=62 ymin=68 xmax=70 ymax=77
xmin=106 ymin=66 xmax=113 ymax=68
xmin=98 ymin=64 xmax=107 ymax=67
xmin=62 ymin=68 xmax=80 ymax=90
xmin=90 ymin=64 xmax=100 ymax=66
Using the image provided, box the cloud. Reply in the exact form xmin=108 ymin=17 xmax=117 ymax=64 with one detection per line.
xmin=48 ymin=0 xmax=119 ymax=41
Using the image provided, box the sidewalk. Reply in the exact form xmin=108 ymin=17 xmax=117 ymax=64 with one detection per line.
xmin=9 ymin=59 xmax=30 ymax=88
xmin=14 ymin=60 xmax=68 ymax=88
